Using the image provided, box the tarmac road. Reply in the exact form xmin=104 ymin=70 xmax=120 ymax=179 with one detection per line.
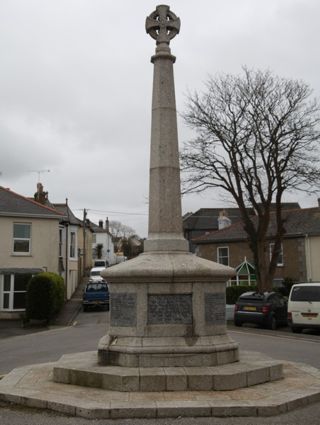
xmin=1 ymin=311 xmax=320 ymax=373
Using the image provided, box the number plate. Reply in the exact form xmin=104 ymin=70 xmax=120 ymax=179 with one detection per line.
xmin=301 ymin=312 xmax=318 ymax=318
xmin=243 ymin=306 xmax=257 ymax=311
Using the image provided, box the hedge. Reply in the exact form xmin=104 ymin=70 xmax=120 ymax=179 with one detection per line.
xmin=26 ymin=272 xmax=65 ymax=322
xmin=226 ymin=285 xmax=257 ymax=304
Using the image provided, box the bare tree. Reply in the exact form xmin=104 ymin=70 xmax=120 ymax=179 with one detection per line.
xmin=181 ymin=68 xmax=320 ymax=291
xmin=108 ymin=220 xmax=136 ymax=239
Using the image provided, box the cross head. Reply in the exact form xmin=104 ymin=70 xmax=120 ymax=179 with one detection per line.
xmin=146 ymin=5 xmax=180 ymax=45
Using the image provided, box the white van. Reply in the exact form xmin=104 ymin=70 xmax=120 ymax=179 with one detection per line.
xmin=89 ymin=266 xmax=106 ymax=283
xmin=287 ymin=283 xmax=320 ymax=333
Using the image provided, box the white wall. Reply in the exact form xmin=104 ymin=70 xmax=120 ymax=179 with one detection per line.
xmin=92 ymin=232 xmax=115 ymax=265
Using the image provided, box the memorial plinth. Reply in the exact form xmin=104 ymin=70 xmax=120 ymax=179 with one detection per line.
xmin=97 ymin=4 xmax=239 ymax=369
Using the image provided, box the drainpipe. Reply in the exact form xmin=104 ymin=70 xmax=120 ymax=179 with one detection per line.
xmin=83 ymin=208 xmax=87 ymax=277
xmin=65 ymin=198 xmax=69 ymax=301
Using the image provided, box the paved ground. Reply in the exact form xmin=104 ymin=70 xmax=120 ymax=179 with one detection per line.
xmin=0 ymin=355 xmax=320 ymax=421
xmin=1 ymin=401 xmax=320 ymax=425
xmin=52 ymin=279 xmax=86 ymax=326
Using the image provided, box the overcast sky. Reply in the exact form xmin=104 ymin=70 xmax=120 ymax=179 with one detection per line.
xmin=1 ymin=0 xmax=319 ymax=237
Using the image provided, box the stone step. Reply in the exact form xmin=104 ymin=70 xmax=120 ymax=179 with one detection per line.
xmin=53 ymin=351 xmax=283 ymax=392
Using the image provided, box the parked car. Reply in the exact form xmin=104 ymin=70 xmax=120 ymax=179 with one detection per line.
xmin=82 ymin=280 xmax=109 ymax=312
xmin=287 ymin=283 xmax=320 ymax=333
xmin=234 ymin=291 xmax=287 ymax=330
xmin=89 ymin=266 xmax=105 ymax=282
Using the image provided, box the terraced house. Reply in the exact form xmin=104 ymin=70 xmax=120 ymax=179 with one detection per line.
xmin=0 ymin=186 xmax=62 ymax=319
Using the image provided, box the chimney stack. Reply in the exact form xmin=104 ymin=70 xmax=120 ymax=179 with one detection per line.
xmin=98 ymin=220 xmax=103 ymax=228
xmin=218 ymin=210 xmax=232 ymax=230
xmin=34 ymin=182 xmax=48 ymax=205
xmin=105 ymin=217 xmax=109 ymax=232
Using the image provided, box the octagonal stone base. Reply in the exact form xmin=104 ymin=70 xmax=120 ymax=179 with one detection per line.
xmin=98 ymin=334 xmax=239 ymax=367
xmin=1 ymin=351 xmax=320 ymax=419
xmin=53 ymin=351 xmax=283 ymax=392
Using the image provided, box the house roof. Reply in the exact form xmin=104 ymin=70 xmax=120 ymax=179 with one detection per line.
xmin=53 ymin=203 xmax=83 ymax=226
xmin=194 ymin=207 xmax=320 ymax=244
xmin=0 ymin=186 xmax=62 ymax=219
xmin=183 ymin=203 xmax=300 ymax=232
xmin=183 ymin=208 xmax=250 ymax=231
xmin=87 ymin=220 xmax=112 ymax=236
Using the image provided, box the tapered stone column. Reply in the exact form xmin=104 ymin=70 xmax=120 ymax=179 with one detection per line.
xmin=144 ymin=6 xmax=188 ymax=252
xmin=98 ymin=5 xmax=239 ymax=368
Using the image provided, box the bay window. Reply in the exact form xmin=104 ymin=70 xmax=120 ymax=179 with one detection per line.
xmin=0 ymin=273 xmax=32 ymax=310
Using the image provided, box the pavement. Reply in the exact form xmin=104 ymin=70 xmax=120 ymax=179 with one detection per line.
xmin=52 ymin=279 xmax=86 ymax=327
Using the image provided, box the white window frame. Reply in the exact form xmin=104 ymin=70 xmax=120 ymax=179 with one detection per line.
xmin=217 ymin=246 xmax=229 ymax=266
xmin=12 ymin=223 xmax=31 ymax=255
xmin=0 ymin=273 xmax=31 ymax=311
xmin=269 ymin=242 xmax=284 ymax=266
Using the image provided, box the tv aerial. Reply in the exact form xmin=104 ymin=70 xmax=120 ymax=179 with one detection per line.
xmin=29 ymin=169 xmax=51 ymax=182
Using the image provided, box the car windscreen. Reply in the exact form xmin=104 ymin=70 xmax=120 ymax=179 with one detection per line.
xmin=94 ymin=262 xmax=105 ymax=267
xmin=90 ymin=271 xmax=101 ymax=276
xmin=86 ymin=283 xmax=107 ymax=292
xmin=291 ymin=286 xmax=320 ymax=302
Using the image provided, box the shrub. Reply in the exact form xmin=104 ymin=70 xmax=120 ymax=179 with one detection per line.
xmin=26 ymin=272 xmax=65 ymax=322
xmin=226 ymin=285 xmax=257 ymax=304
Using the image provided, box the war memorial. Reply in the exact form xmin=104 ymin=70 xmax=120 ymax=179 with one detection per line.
xmin=0 ymin=5 xmax=320 ymax=419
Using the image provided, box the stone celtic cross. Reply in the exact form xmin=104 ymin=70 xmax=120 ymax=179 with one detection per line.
xmin=146 ymin=4 xmax=180 ymax=45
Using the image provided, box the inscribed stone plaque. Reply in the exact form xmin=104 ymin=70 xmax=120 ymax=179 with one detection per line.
xmin=148 ymin=294 xmax=192 ymax=324
xmin=110 ymin=293 xmax=137 ymax=327
xmin=204 ymin=293 xmax=225 ymax=325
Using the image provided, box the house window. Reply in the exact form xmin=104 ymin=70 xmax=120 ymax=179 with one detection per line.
xmin=0 ymin=273 xmax=32 ymax=310
xmin=59 ymin=228 xmax=63 ymax=257
xmin=70 ymin=231 xmax=76 ymax=258
xmin=217 ymin=247 xmax=229 ymax=266
xmin=269 ymin=243 xmax=284 ymax=266
xmin=92 ymin=234 xmax=96 ymax=244
xmin=13 ymin=223 xmax=31 ymax=254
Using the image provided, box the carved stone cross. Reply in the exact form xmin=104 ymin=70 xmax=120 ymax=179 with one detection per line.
xmin=146 ymin=4 xmax=180 ymax=45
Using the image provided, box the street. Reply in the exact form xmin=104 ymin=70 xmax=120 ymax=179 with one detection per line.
xmin=1 ymin=311 xmax=320 ymax=375
xmin=0 ymin=311 xmax=320 ymax=424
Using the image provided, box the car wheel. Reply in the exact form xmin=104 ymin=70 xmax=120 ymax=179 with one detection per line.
xmin=234 ymin=320 xmax=242 ymax=327
xmin=292 ymin=327 xmax=302 ymax=333
xmin=268 ymin=315 xmax=277 ymax=330
xmin=83 ymin=305 xmax=88 ymax=312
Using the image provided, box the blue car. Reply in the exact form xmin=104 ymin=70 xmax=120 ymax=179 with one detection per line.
xmin=82 ymin=280 xmax=109 ymax=312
